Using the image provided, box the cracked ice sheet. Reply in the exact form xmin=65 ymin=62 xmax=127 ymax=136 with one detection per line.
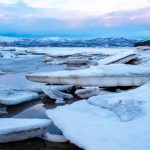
xmin=46 ymin=83 xmax=150 ymax=150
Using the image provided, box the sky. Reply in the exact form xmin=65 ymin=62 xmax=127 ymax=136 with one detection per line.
xmin=0 ymin=0 xmax=150 ymax=39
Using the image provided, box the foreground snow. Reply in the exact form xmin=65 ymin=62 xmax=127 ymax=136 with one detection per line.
xmin=0 ymin=118 xmax=51 ymax=143
xmin=27 ymin=64 xmax=150 ymax=87
xmin=46 ymin=84 xmax=150 ymax=150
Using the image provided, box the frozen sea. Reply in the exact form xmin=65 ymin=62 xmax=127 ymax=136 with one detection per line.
xmin=0 ymin=53 xmax=82 ymax=150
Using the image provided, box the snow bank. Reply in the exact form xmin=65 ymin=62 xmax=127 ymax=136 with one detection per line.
xmin=27 ymin=64 xmax=150 ymax=87
xmin=46 ymin=84 xmax=150 ymax=150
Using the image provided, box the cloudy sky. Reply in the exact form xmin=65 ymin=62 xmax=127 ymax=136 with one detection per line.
xmin=0 ymin=0 xmax=150 ymax=38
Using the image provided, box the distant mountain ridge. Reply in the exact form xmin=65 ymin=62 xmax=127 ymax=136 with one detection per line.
xmin=0 ymin=36 xmax=139 ymax=47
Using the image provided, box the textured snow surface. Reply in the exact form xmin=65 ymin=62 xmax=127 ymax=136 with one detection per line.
xmin=0 ymin=118 xmax=51 ymax=134
xmin=88 ymin=83 xmax=150 ymax=121
xmin=0 ymin=85 xmax=39 ymax=105
xmin=47 ymin=83 xmax=150 ymax=150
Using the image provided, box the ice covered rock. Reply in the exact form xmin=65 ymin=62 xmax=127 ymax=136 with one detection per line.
xmin=27 ymin=64 xmax=150 ymax=87
xmin=0 ymin=118 xmax=51 ymax=143
xmin=46 ymin=90 xmax=150 ymax=150
xmin=42 ymin=88 xmax=73 ymax=104
xmin=98 ymin=50 xmax=137 ymax=65
xmin=0 ymin=85 xmax=39 ymax=105
xmin=75 ymin=87 xmax=111 ymax=99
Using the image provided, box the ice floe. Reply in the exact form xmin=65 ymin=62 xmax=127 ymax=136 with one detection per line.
xmin=0 ymin=118 xmax=51 ymax=143
xmin=46 ymin=83 xmax=150 ymax=150
xmin=27 ymin=64 xmax=150 ymax=87
xmin=0 ymin=85 xmax=39 ymax=105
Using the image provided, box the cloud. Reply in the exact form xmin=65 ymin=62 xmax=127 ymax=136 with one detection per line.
xmin=0 ymin=0 xmax=150 ymax=16
xmin=0 ymin=0 xmax=150 ymax=38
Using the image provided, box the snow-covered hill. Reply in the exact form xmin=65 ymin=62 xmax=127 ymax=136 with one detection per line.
xmin=0 ymin=36 xmax=138 ymax=47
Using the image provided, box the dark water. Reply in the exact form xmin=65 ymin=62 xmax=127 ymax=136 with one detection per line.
xmin=0 ymin=56 xmax=82 ymax=150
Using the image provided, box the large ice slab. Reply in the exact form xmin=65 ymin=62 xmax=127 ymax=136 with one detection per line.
xmin=0 ymin=118 xmax=51 ymax=143
xmin=88 ymin=83 xmax=150 ymax=121
xmin=0 ymin=85 xmax=39 ymax=105
xmin=98 ymin=50 xmax=137 ymax=65
xmin=46 ymin=84 xmax=150 ymax=150
xmin=27 ymin=64 xmax=150 ymax=87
